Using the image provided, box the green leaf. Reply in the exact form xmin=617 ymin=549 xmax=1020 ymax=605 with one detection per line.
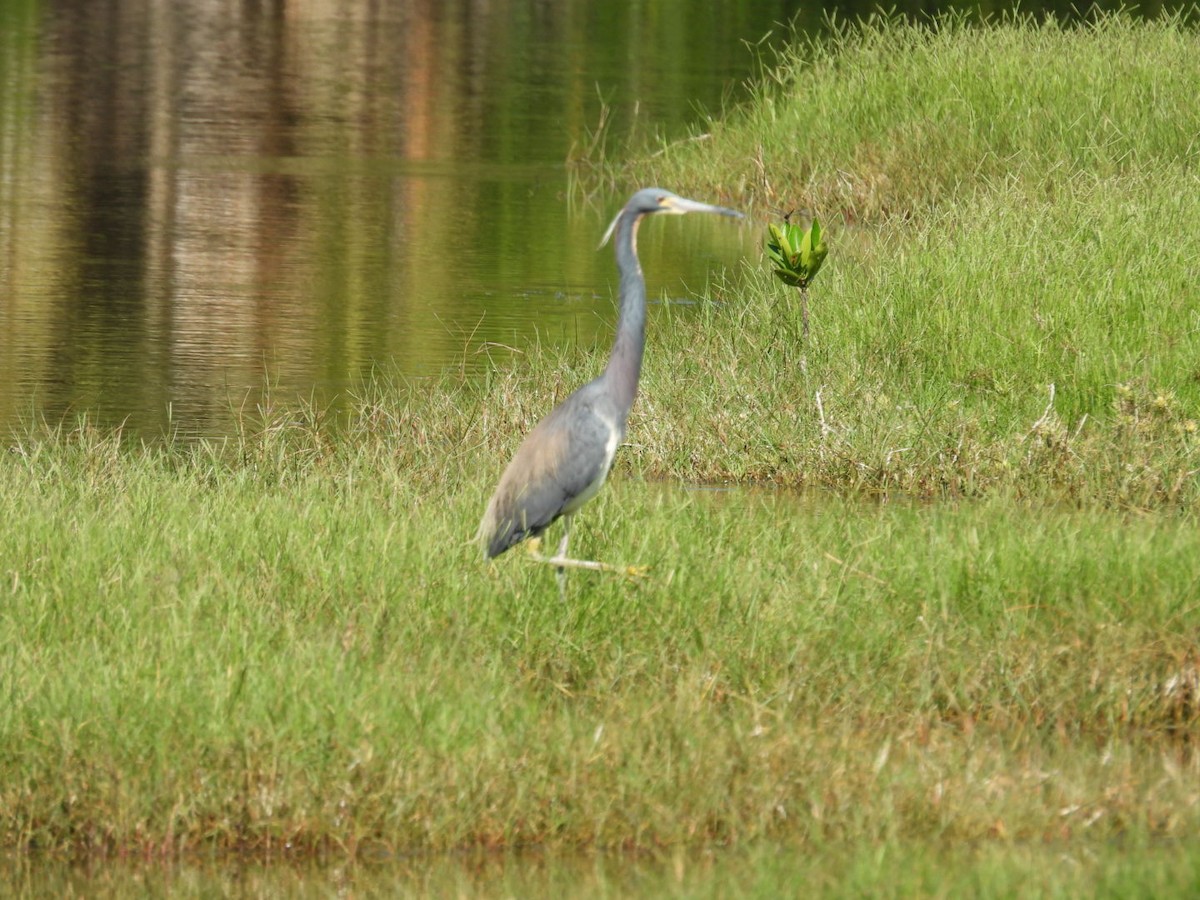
xmin=802 ymin=220 xmax=827 ymax=281
xmin=784 ymin=222 xmax=805 ymax=266
xmin=767 ymin=223 xmax=793 ymax=261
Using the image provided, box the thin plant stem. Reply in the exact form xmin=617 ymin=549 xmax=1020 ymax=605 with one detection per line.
xmin=798 ymin=284 xmax=809 ymax=375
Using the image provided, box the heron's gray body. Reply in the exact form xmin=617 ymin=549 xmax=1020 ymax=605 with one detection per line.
xmin=477 ymin=188 xmax=741 ymax=573
xmin=480 ymin=378 xmax=624 ymax=558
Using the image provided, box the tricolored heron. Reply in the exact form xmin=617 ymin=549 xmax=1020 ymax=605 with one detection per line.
xmin=477 ymin=188 xmax=743 ymax=594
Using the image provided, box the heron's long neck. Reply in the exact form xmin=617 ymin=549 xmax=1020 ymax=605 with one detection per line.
xmin=603 ymin=211 xmax=646 ymax=419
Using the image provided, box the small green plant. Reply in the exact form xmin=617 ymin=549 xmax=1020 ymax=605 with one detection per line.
xmin=766 ymin=219 xmax=827 ymax=290
xmin=766 ymin=218 xmax=827 ymax=369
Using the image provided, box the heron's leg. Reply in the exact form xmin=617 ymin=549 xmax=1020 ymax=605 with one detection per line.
xmin=525 ymin=523 xmax=650 ymax=582
xmin=556 ymin=515 xmax=572 ymax=558
xmin=555 ymin=516 xmax=571 ymax=600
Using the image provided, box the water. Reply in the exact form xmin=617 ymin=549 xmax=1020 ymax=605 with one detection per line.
xmin=0 ymin=0 xmax=814 ymax=439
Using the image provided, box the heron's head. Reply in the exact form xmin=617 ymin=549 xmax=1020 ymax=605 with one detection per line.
xmin=601 ymin=188 xmax=742 ymax=247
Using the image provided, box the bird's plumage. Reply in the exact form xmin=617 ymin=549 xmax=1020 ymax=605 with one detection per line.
xmin=478 ymin=188 xmax=741 ymax=566
xmin=479 ymin=379 xmax=623 ymax=558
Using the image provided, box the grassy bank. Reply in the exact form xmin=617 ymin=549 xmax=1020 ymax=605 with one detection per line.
xmin=577 ymin=11 xmax=1200 ymax=506
xmin=1 ymin=421 xmax=1199 ymax=862
xmin=2 ymin=11 xmax=1200 ymax=889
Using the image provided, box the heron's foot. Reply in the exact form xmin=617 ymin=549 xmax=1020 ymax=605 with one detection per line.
xmin=526 ymin=542 xmax=644 ymax=579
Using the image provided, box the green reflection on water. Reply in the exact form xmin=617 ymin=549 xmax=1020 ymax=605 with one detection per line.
xmin=0 ymin=1 xmax=790 ymax=439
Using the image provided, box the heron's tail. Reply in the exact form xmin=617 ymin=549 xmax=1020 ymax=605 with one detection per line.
xmin=473 ymin=505 xmax=493 ymax=560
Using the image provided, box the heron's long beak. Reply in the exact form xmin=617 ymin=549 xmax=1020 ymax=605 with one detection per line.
xmin=662 ymin=196 xmax=744 ymax=219
xmin=599 ymin=193 xmax=744 ymax=249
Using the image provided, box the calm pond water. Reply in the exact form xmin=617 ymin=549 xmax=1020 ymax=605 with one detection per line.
xmin=1 ymin=0 xmax=817 ymax=439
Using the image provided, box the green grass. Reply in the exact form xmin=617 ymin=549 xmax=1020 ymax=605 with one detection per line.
xmin=600 ymin=10 xmax=1200 ymax=219
xmin=3 ymin=11 xmax=1200 ymax=893
xmin=578 ymin=11 xmax=1200 ymax=507
xmin=1 ymin=415 xmax=1198 ymax=864
xmin=5 ymin=840 xmax=1200 ymax=896
xmin=626 ymin=174 xmax=1200 ymax=506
